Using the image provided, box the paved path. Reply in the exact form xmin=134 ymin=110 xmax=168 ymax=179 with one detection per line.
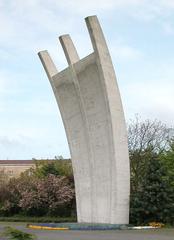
xmin=0 ymin=222 xmax=174 ymax=240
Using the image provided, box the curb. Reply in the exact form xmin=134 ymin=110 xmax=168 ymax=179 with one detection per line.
xmin=27 ymin=223 xmax=129 ymax=231
xmin=27 ymin=224 xmax=69 ymax=230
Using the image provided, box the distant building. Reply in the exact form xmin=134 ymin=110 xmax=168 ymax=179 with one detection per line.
xmin=0 ymin=159 xmax=71 ymax=178
xmin=0 ymin=160 xmax=35 ymax=178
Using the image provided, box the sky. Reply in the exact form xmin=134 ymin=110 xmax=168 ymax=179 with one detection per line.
xmin=0 ymin=0 xmax=174 ymax=160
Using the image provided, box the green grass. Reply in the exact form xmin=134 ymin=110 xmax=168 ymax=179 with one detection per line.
xmin=2 ymin=226 xmax=36 ymax=240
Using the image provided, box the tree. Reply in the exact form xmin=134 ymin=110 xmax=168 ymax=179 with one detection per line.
xmin=130 ymin=154 xmax=174 ymax=224
xmin=18 ymin=174 xmax=74 ymax=216
xmin=0 ymin=172 xmax=75 ymax=217
xmin=32 ymin=160 xmax=74 ymax=181
xmin=128 ymin=115 xmax=172 ymax=153
xmin=160 ymin=141 xmax=174 ymax=188
xmin=128 ymin=115 xmax=173 ymax=192
xmin=0 ymin=176 xmax=29 ymax=216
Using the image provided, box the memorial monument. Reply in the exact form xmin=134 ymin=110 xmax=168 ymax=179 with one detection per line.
xmin=38 ymin=15 xmax=130 ymax=224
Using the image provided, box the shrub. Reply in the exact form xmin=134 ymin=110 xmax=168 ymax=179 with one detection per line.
xmin=2 ymin=226 xmax=36 ymax=240
xmin=130 ymin=155 xmax=174 ymax=225
xmin=0 ymin=173 xmax=75 ymax=217
xmin=19 ymin=174 xmax=74 ymax=216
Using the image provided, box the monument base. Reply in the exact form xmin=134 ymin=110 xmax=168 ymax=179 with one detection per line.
xmin=28 ymin=222 xmax=130 ymax=230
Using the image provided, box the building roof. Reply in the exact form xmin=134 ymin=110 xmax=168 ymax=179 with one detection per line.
xmin=0 ymin=159 xmax=71 ymax=165
xmin=0 ymin=160 xmax=35 ymax=165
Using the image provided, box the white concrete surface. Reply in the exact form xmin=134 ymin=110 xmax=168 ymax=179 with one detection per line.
xmin=38 ymin=15 xmax=130 ymax=224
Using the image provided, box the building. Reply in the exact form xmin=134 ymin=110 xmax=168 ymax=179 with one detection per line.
xmin=0 ymin=159 xmax=71 ymax=179
xmin=0 ymin=160 xmax=35 ymax=178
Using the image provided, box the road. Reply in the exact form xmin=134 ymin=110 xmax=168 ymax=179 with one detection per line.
xmin=0 ymin=222 xmax=174 ymax=240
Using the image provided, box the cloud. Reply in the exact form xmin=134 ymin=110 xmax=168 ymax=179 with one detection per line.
xmin=9 ymin=0 xmax=145 ymax=14
xmin=124 ymin=85 xmax=174 ymax=126
xmin=0 ymin=136 xmax=29 ymax=159
xmin=159 ymin=0 xmax=174 ymax=8
xmin=1 ymin=0 xmax=174 ymax=44
xmin=0 ymin=136 xmax=25 ymax=148
xmin=122 ymin=61 xmax=174 ymax=126
xmin=111 ymin=44 xmax=142 ymax=62
xmin=0 ymin=0 xmax=173 ymax=159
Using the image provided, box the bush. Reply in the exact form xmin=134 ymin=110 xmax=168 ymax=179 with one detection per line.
xmin=18 ymin=174 xmax=74 ymax=216
xmin=2 ymin=226 xmax=36 ymax=240
xmin=32 ymin=160 xmax=74 ymax=182
xmin=0 ymin=174 xmax=75 ymax=217
xmin=130 ymin=155 xmax=174 ymax=225
xmin=0 ymin=216 xmax=76 ymax=223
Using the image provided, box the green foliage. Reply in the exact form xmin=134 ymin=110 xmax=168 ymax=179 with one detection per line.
xmin=2 ymin=226 xmax=36 ymax=240
xmin=128 ymin=117 xmax=173 ymax=193
xmin=0 ymin=178 xmax=22 ymax=216
xmin=19 ymin=175 xmax=74 ymax=216
xmin=0 ymin=174 xmax=75 ymax=217
xmin=0 ymin=216 xmax=76 ymax=222
xmin=160 ymin=141 xmax=174 ymax=187
xmin=30 ymin=160 xmax=74 ymax=182
xmin=129 ymin=117 xmax=174 ymax=225
xmin=0 ymin=117 xmax=173 ymax=225
xmin=130 ymin=147 xmax=154 ymax=192
xmin=34 ymin=161 xmax=60 ymax=177
xmin=130 ymin=154 xmax=174 ymax=225
xmin=0 ymin=159 xmax=76 ymax=218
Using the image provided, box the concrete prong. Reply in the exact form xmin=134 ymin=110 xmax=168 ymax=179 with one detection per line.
xmin=59 ymin=34 xmax=80 ymax=65
xmin=85 ymin=15 xmax=109 ymax=56
xmin=38 ymin=50 xmax=58 ymax=81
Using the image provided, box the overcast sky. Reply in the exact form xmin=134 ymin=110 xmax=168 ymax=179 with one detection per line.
xmin=0 ymin=0 xmax=174 ymax=159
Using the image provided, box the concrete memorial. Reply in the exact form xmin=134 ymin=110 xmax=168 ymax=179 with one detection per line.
xmin=38 ymin=15 xmax=130 ymax=224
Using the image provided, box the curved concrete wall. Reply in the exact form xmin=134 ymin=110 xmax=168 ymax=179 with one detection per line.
xmin=38 ymin=15 xmax=130 ymax=224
